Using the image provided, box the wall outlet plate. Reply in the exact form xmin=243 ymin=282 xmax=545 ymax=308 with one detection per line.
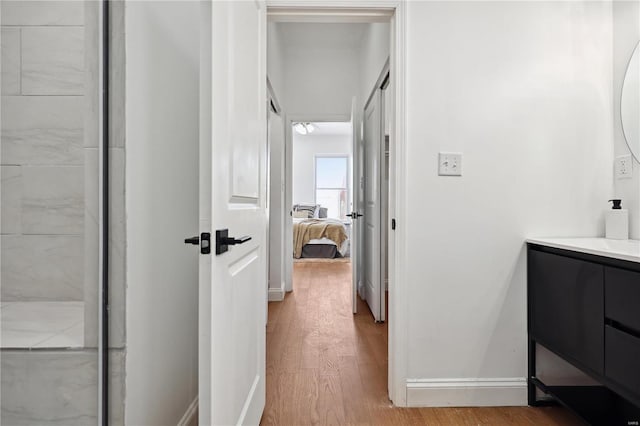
xmin=616 ymin=155 xmax=633 ymax=179
xmin=438 ymin=152 xmax=463 ymax=176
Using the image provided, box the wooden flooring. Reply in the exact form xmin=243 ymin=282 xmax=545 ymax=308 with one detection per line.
xmin=262 ymin=261 xmax=581 ymax=426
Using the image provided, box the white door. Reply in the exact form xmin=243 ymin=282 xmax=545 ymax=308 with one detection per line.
xmin=199 ymin=1 xmax=267 ymax=425
xmin=350 ymin=97 xmax=361 ymax=314
xmin=362 ymin=89 xmax=385 ymax=322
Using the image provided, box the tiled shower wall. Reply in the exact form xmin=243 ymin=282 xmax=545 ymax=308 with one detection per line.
xmin=1 ymin=1 xmax=87 ymax=303
xmin=1 ymin=1 xmax=126 ymax=423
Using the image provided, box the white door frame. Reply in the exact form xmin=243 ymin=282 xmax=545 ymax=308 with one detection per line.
xmin=267 ymin=0 xmax=408 ymax=406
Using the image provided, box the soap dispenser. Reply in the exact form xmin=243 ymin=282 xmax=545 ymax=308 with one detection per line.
xmin=606 ymin=199 xmax=629 ymax=240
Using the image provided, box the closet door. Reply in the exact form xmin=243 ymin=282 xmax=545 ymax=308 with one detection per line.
xmin=362 ymin=89 xmax=385 ymax=322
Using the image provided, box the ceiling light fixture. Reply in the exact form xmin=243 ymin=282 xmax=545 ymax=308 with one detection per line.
xmin=294 ymin=122 xmax=315 ymax=135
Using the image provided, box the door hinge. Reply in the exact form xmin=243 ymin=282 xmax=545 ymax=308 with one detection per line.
xmin=391 ymin=219 xmax=396 ymax=230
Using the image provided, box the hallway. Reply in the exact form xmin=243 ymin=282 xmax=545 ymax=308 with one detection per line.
xmin=262 ymin=261 xmax=580 ymax=425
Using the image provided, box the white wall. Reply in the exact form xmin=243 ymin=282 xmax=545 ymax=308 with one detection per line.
xmin=613 ymin=0 xmax=640 ymax=239
xmin=267 ymin=22 xmax=286 ymax=108
xmin=359 ymin=23 xmax=390 ymax=109
xmin=125 ymin=1 xmax=199 ymax=423
xmin=292 ymin=133 xmax=352 ymax=206
xmin=281 ymin=23 xmax=362 ymax=116
xmin=403 ymin=1 xmax=614 ymax=405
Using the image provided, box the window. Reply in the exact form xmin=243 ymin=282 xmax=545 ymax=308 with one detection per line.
xmin=315 ymin=156 xmax=349 ymax=220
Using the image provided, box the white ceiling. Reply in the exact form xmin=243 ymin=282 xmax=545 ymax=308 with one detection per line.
xmin=276 ymin=23 xmax=369 ymax=49
xmin=295 ymin=121 xmax=352 ymax=137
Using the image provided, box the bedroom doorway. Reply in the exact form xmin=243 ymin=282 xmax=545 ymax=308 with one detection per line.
xmin=264 ymin=6 xmax=405 ymax=417
xmin=291 ymin=121 xmax=353 ymax=259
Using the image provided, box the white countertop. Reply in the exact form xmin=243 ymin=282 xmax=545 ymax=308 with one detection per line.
xmin=526 ymin=237 xmax=640 ymax=264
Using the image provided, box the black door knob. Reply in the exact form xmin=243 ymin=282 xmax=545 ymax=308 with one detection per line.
xmin=184 ymin=236 xmax=199 ymax=245
xmin=184 ymin=233 xmax=211 ymax=254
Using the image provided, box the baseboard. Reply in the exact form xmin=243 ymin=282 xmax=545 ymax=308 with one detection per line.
xmin=406 ymin=378 xmax=527 ymax=407
xmin=177 ymin=396 xmax=198 ymax=426
xmin=268 ymin=287 xmax=285 ymax=302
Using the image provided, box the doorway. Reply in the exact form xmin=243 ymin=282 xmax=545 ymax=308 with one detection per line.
xmin=265 ymin=11 xmax=397 ymax=416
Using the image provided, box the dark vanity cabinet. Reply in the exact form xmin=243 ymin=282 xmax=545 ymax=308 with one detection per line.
xmin=605 ymin=267 xmax=640 ymax=399
xmin=528 ymin=244 xmax=640 ymax=425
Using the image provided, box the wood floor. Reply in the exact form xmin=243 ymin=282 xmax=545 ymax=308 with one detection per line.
xmin=262 ymin=261 xmax=581 ymax=425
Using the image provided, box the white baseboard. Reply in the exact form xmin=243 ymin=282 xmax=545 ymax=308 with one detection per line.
xmin=406 ymin=378 xmax=527 ymax=407
xmin=177 ymin=396 xmax=198 ymax=426
xmin=268 ymin=287 xmax=285 ymax=301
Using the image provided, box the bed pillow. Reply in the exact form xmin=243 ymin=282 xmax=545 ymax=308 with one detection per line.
xmin=293 ymin=211 xmax=309 ymax=219
xmin=293 ymin=203 xmax=319 ymax=218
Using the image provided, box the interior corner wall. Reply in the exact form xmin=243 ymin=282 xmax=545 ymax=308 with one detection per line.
xmin=267 ymin=22 xmax=286 ymax=107
xmin=359 ymin=23 xmax=390 ymax=109
xmin=124 ymin=1 xmax=199 ymax=424
xmin=403 ymin=1 xmax=614 ymax=406
xmin=613 ymin=0 xmax=640 ymax=240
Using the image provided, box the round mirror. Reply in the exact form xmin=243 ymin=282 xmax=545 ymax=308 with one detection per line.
xmin=622 ymin=41 xmax=640 ymax=161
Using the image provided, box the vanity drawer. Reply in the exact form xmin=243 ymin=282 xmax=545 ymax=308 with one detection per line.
xmin=605 ymin=267 xmax=640 ymax=332
xmin=529 ymin=250 xmax=604 ymax=374
xmin=605 ymin=325 xmax=640 ymax=397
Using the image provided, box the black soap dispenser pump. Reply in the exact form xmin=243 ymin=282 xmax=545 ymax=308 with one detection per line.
xmin=606 ymin=199 xmax=628 ymax=240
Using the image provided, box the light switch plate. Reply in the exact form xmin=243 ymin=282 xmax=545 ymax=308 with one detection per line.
xmin=616 ymin=155 xmax=633 ymax=179
xmin=438 ymin=152 xmax=463 ymax=176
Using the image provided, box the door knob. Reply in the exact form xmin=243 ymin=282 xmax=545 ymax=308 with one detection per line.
xmin=184 ymin=236 xmax=199 ymax=245
xmin=216 ymin=229 xmax=252 ymax=255
xmin=184 ymin=233 xmax=211 ymax=254
xmin=347 ymin=212 xmax=363 ymax=219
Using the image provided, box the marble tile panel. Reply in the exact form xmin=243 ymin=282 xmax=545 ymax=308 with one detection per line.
xmin=1 ymin=350 xmax=98 ymax=425
xmin=1 ymin=301 xmax=83 ymax=348
xmin=22 ymin=165 xmax=84 ymax=234
xmin=1 ymin=28 xmax=20 ymax=95
xmin=1 ymin=96 xmax=84 ymax=166
xmin=1 ymin=235 xmax=83 ymax=301
xmin=84 ymin=0 xmax=100 ymax=149
xmin=34 ymin=321 xmax=84 ymax=348
xmin=110 ymin=148 xmax=126 ymax=348
xmin=1 ymin=166 xmax=22 ymax=234
xmin=83 ymin=148 xmax=99 ymax=347
xmin=110 ymin=0 xmax=126 ymax=148
xmin=1 ymin=1 xmax=84 ymax=26
xmin=109 ymin=349 xmax=126 ymax=425
xmin=22 ymin=27 xmax=84 ymax=95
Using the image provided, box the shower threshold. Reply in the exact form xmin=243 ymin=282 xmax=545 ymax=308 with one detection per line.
xmin=1 ymin=302 xmax=84 ymax=349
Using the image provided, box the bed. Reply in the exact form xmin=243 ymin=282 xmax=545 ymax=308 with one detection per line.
xmin=292 ymin=218 xmax=349 ymax=259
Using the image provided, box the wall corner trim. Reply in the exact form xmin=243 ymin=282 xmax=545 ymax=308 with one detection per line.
xmin=177 ymin=396 xmax=199 ymax=426
xmin=268 ymin=288 xmax=285 ymax=302
xmin=405 ymin=378 xmax=527 ymax=407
